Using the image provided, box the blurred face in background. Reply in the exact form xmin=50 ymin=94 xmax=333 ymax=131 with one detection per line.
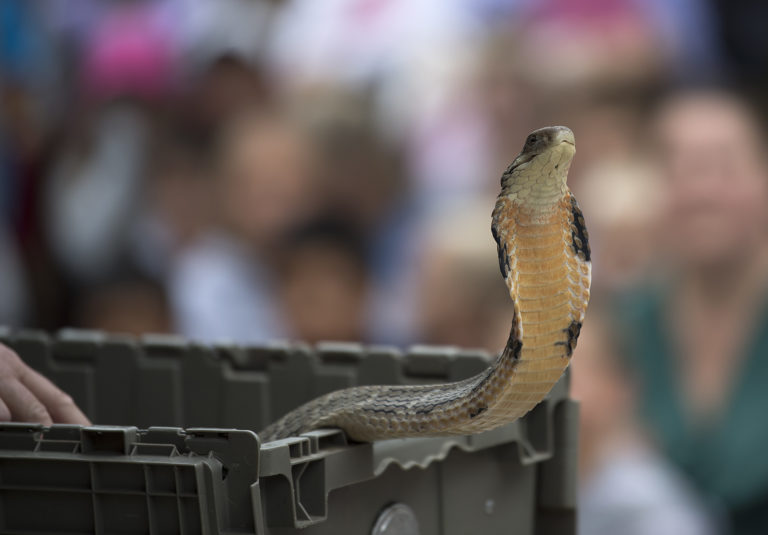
xmin=196 ymin=57 xmax=267 ymax=126
xmin=575 ymin=159 xmax=662 ymax=291
xmin=77 ymin=279 xmax=171 ymax=336
xmin=217 ymin=113 xmax=316 ymax=248
xmin=280 ymin=240 xmax=368 ymax=344
xmin=654 ymin=93 xmax=768 ymax=270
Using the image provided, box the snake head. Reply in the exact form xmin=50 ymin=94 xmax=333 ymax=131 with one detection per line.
xmin=522 ymin=126 xmax=575 ymax=155
xmin=501 ymin=126 xmax=576 ymax=199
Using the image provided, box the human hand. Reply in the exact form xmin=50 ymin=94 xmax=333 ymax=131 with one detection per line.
xmin=0 ymin=343 xmax=91 ymax=425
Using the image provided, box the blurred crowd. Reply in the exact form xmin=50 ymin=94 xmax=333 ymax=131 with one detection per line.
xmin=2 ymin=0 xmax=768 ymax=534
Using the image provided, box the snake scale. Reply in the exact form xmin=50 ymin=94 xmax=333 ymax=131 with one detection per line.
xmin=260 ymin=126 xmax=591 ymax=442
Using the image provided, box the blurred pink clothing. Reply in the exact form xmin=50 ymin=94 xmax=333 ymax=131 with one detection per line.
xmin=81 ymin=3 xmax=178 ymax=99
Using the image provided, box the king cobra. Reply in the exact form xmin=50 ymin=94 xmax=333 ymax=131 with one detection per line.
xmin=261 ymin=126 xmax=591 ymax=442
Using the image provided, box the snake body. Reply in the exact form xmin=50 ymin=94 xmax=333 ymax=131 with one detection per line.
xmin=260 ymin=126 xmax=591 ymax=442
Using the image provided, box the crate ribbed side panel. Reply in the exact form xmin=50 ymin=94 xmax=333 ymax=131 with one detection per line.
xmin=0 ymin=424 xmax=261 ymax=535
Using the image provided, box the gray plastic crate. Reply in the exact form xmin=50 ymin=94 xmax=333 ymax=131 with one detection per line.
xmin=0 ymin=328 xmax=578 ymax=534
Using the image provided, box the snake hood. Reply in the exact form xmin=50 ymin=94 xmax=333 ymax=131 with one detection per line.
xmin=260 ymin=125 xmax=590 ymax=443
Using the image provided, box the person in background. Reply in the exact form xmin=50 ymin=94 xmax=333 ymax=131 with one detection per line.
xmin=43 ymin=99 xmax=151 ymax=284
xmin=166 ymin=107 xmax=318 ymax=343
xmin=297 ymin=92 xmax=418 ymax=345
xmin=277 ymin=218 xmax=370 ymax=345
xmin=130 ymin=126 xmax=215 ymax=279
xmin=573 ymin=303 xmax=717 ymax=535
xmin=74 ymin=271 xmax=172 ymax=337
xmin=616 ymin=87 xmax=768 ymax=534
xmin=575 ymin=157 xmax=663 ymax=292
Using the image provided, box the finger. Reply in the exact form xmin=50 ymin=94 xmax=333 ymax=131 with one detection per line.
xmin=20 ymin=368 xmax=91 ymax=425
xmin=0 ymin=377 xmax=53 ymax=425
xmin=0 ymin=397 xmax=10 ymax=421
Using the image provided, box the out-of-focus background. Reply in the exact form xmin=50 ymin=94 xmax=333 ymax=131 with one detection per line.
xmin=2 ymin=0 xmax=768 ymax=534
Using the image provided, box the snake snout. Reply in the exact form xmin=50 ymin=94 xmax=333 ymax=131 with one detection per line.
xmin=552 ymin=126 xmax=575 ymax=146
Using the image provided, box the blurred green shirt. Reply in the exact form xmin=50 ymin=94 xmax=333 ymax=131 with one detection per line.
xmin=615 ymin=289 xmax=768 ymax=535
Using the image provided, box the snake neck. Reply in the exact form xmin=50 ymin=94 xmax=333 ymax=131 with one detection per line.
xmin=462 ymin=188 xmax=588 ymax=434
xmin=501 ymin=141 xmax=573 ymax=206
